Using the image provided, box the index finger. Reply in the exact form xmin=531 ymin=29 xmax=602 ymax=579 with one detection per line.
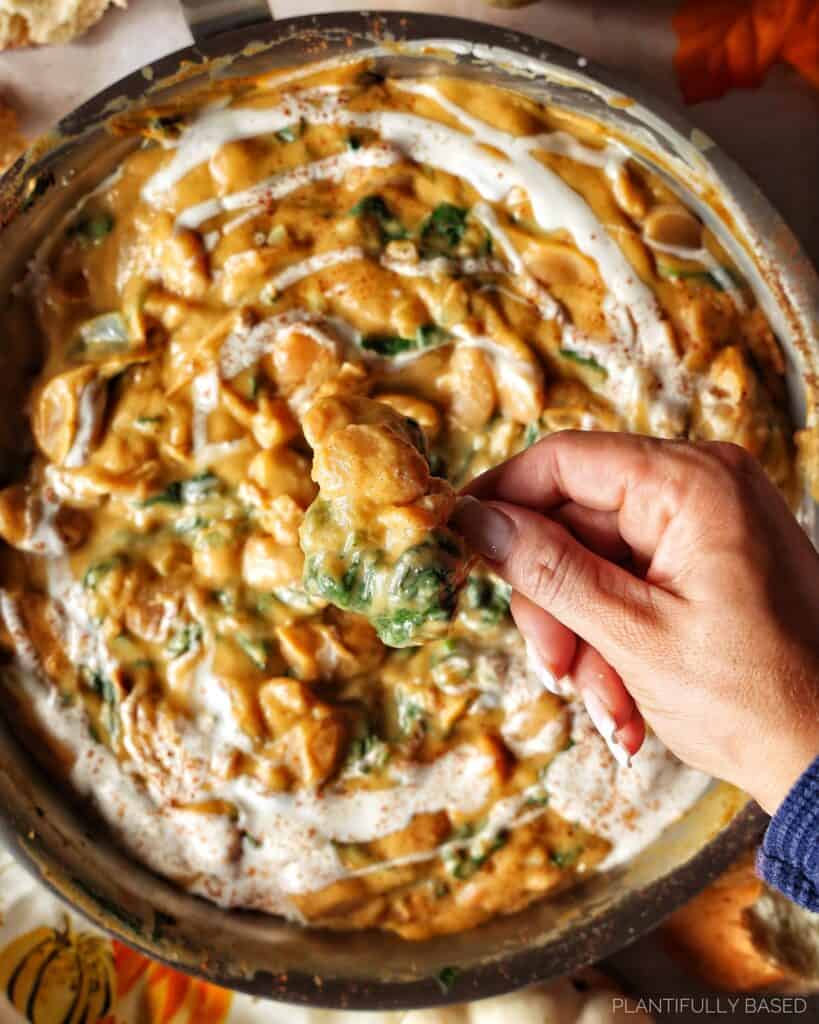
xmin=464 ymin=430 xmax=698 ymax=568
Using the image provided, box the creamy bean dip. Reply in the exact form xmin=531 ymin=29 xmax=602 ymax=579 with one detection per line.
xmin=0 ymin=59 xmax=805 ymax=938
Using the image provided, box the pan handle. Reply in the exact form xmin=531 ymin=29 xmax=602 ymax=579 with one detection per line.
xmin=180 ymin=0 xmax=274 ymax=45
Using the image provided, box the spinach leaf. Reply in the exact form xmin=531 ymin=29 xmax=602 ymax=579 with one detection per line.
xmin=275 ymin=119 xmax=305 ymax=143
xmin=82 ymin=555 xmax=125 ymax=590
xmin=138 ymin=472 xmax=219 ymax=509
xmin=182 ymin=471 xmax=220 ymax=503
xmin=166 ymin=623 xmax=202 ymax=659
xmin=436 ymin=967 xmax=460 ymax=994
xmin=174 ymin=514 xmax=209 ymax=536
xmin=346 ymin=732 xmax=390 ymax=775
xmin=420 ymin=203 xmax=468 ymax=254
xmin=444 ymin=827 xmax=509 ymax=880
xmin=304 ymin=543 xmax=381 ymax=613
xmin=148 ymin=113 xmax=186 ymax=139
xmin=396 ymin=689 xmax=426 ymax=738
xmin=375 ymin=609 xmax=440 ymax=648
xmin=350 ymin=193 xmax=406 ymax=241
xmin=360 ymin=323 xmax=447 ymax=358
xmin=87 ymin=669 xmax=117 ymax=708
xmin=549 ymin=845 xmax=584 ymax=868
xmin=237 ymin=634 xmax=270 ymax=671
xmin=68 ymin=212 xmax=114 ymax=246
xmin=465 ymin=575 xmax=511 ymax=625
xmin=139 ymin=481 xmax=184 ymax=508
xmin=559 ymin=348 xmax=607 ymax=375
xmin=657 ymin=264 xmax=740 ymax=290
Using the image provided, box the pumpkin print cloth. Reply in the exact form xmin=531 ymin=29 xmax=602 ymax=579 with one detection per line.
xmin=0 ymin=851 xmax=652 ymax=1023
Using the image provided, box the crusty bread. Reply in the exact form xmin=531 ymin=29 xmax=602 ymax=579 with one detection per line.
xmin=0 ymin=97 xmax=25 ymax=173
xmin=0 ymin=0 xmax=127 ymax=49
xmin=664 ymin=852 xmax=819 ymax=990
xmin=747 ymin=886 xmax=819 ymax=982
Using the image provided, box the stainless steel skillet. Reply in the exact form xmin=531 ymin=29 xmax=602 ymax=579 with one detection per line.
xmin=0 ymin=5 xmax=817 ymax=1011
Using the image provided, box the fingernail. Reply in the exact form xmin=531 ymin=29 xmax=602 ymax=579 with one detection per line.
xmin=452 ymin=496 xmax=516 ymax=562
xmin=583 ymin=689 xmax=632 ymax=768
xmin=525 ymin=637 xmax=560 ymax=694
xmin=525 ymin=638 xmax=575 ymax=698
xmin=614 ymin=726 xmax=639 ymax=762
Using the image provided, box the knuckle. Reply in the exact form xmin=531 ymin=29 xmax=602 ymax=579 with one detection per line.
xmin=674 ymin=441 xmax=760 ymax=517
xmin=699 ymin=441 xmax=761 ymax=489
xmin=527 ymin=532 xmax=580 ymax=610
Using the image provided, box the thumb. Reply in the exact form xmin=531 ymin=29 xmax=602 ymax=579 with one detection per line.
xmin=452 ymin=495 xmax=665 ymax=663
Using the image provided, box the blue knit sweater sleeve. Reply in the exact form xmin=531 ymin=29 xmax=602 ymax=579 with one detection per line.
xmin=757 ymin=755 xmax=819 ymax=911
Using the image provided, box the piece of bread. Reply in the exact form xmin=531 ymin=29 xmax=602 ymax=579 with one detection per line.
xmin=0 ymin=97 xmax=25 ymax=173
xmin=0 ymin=0 xmax=127 ymax=49
xmin=664 ymin=851 xmax=819 ymax=990
xmin=747 ymin=885 xmax=819 ymax=982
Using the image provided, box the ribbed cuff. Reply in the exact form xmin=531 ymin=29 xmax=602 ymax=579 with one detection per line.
xmin=757 ymin=754 xmax=819 ymax=912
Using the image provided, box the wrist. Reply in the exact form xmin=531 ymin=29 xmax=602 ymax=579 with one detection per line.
xmin=749 ymin=725 xmax=819 ymax=815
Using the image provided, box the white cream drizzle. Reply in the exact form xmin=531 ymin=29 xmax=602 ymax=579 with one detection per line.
xmin=532 ymin=129 xmax=626 ymax=180
xmin=267 ymin=246 xmax=365 ymax=294
xmin=0 ymin=592 xmax=40 ymax=673
xmin=191 ymin=367 xmax=220 ymax=457
xmin=394 ymin=81 xmax=679 ymax=374
xmin=19 ymin=486 xmax=66 ymax=557
xmin=45 ymin=557 xmax=119 ymax=684
xmin=64 ymin=377 xmax=106 ymax=469
xmin=141 ymin=83 xmax=696 ymax=433
xmin=0 ymin=584 xmax=711 ymax=914
xmin=187 ymin=644 xmax=256 ymax=755
xmin=502 ymin=707 xmax=569 ymax=760
xmin=219 ymin=309 xmax=356 ymax=380
xmin=546 ymin=708 xmax=710 ymax=870
xmin=177 ymin=144 xmax=402 ymax=231
xmin=470 ymin=202 xmax=561 ymax=320
xmin=379 ymin=252 xmax=504 ymax=280
xmin=451 ymin=324 xmax=541 ymax=403
xmin=644 ymin=234 xmax=747 ymax=312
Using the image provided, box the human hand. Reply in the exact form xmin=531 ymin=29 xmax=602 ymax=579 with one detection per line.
xmin=452 ymin=432 xmax=819 ymax=814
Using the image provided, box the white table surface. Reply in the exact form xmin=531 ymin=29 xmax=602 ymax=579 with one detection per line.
xmin=1 ymin=3 xmax=817 ymax=1021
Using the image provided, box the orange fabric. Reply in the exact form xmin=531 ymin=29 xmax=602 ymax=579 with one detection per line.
xmin=193 ymin=979 xmax=234 ymax=1024
xmin=783 ymin=1 xmax=819 ymax=85
xmin=673 ymin=0 xmax=819 ymax=102
xmin=112 ymin=940 xmax=232 ymax=1023
xmin=113 ymin=941 xmax=152 ymax=999
xmin=149 ymin=968 xmax=193 ymax=1024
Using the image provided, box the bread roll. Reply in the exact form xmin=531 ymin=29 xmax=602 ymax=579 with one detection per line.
xmin=0 ymin=0 xmax=126 ymax=49
xmin=664 ymin=852 xmax=819 ymax=990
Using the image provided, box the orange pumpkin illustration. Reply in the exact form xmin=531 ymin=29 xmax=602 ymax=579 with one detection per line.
xmin=0 ymin=923 xmax=115 ymax=1023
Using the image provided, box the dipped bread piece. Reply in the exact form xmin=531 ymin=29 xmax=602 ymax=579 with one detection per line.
xmin=300 ymin=395 xmax=470 ymax=647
